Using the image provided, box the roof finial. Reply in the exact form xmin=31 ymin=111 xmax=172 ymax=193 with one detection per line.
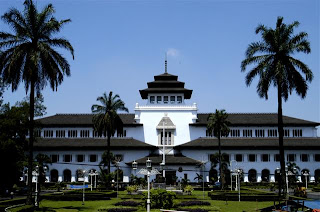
xmin=165 ymin=53 xmax=167 ymax=73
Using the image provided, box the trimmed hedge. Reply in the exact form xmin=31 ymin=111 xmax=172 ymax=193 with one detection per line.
xmin=176 ymin=208 xmax=209 ymax=212
xmin=208 ymin=190 xmax=278 ymax=201
xmin=0 ymin=198 xmax=26 ymax=211
xmin=42 ymin=191 xmax=116 ymax=201
xmin=177 ymin=201 xmax=210 ymax=207
xmin=115 ymin=201 xmax=142 ymax=207
xmin=13 ymin=205 xmax=34 ymax=212
xmin=98 ymin=208 xmax=137 ymax=212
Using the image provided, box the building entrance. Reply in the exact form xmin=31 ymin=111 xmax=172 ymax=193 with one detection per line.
xmin=165 ymin=170 xmax=176 ymax=185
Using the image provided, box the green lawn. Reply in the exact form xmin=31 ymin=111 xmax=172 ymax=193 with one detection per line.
xmin=9 ymin=190 xmax=275 ymax=212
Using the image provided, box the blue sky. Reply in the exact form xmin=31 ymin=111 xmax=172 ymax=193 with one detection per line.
xmin=1 ymin=0 xmax=319 ymax=131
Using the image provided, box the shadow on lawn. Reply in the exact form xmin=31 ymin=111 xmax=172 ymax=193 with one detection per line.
xmin=40 ymin=206 xmax=91 ymax=211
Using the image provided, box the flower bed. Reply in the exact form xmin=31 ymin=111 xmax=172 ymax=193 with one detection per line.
xmin=115 ymin=201 xmax=142 ymax=207
xmin=177 ymin=201 xmax=210 ymax=207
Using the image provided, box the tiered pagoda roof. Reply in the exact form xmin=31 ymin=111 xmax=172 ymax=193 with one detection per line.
xmin=139 ymin=72 xmax=193 ymax=99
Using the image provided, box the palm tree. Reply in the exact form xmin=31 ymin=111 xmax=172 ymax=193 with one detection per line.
xmin=209 ymin=152 xmax=230 ymax=188
xmin=207 ymin=109 xmax=230 ymax=189
xmin=91 ymin=91 xmax=128 ymax=175
xmin=241 ymin=16 xmax=313 ymax=195
xmin=0 ymin=0 xmax=74 ymax=204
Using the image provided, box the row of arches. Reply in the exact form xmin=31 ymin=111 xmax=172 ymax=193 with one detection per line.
xmin=209 ymin=168 xmax=320 ymax=183
xmin=50 ymin=169 xmax=97 ymax=182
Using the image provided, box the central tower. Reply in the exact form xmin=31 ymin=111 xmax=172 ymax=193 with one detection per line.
xmin=134 ymin=60 xmax=198 ymax=147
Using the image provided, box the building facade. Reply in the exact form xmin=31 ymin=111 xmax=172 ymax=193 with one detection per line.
xmin=33 ymin=66 xmax=320 ymax=185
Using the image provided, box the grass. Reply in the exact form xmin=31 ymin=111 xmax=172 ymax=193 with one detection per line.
xmin=9 ymin=190 xmax=275 ymax=212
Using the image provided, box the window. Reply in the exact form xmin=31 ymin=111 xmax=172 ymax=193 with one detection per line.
xmin=163 ymin=96 xmax=168 ymax=104
xmin=114 ymin=154 xmax=123 ymax=161
xmin=177 ymin=96 xmax=182 ymax=104
xmin=159 ymin=131 xmax=174 ymax=145
xmin=315 ymin=154 xmax=320 ymax=162
xmin=268 ymin=129 xmax=277 ymax=137
xmin=248 ymin=154 xmax=256 ymax=162
xmin=293 ymin=129 xmax=302 ymax=137
xmin=284 ymin=129 xmax=290 ymax=137
xmin=64 ymin=155 xmax=72 ymax=162
xmin=150 ymin=96 xmax=155 ymax=104
xmin=77 ymin=155 xmax=85 ymax=162
xmin=56 ymin=130 xmax=65 ymax=138
xmin=170 ymin=96 xmax=175 ymax=104
xmin=117 ymin=130 xmax=127 ymax=137
xmin=89 ymin=154 xmax=97 ymax=162
xmin=243 ymin=129 xmax=252 ymax=137
xmin=222 ymin=154 xmax=230 ymax=163
xmin=300 ymin=154 xmax=309 ymax=162
xmin=230 ymin=129 xmax=240 ymax=137
xmin=274 ymin=154 xmax=280 ymax=162
xmin=51 ymin=155 xmax=59 ymax=163
xmin=184 ymin=173 xmax=188 ymax=180
xmin=235 ymin=154 xmax=243 ymax=162
xmin=287 ymin=154 xmax=296 ymax=162
xmin=261 ymin=154 xmax=270 ymax=162
xmin=34 ymin=130 xmax=41 ymax=137
xmin=255 ymin=129 xmax=265 ymax=137
xmin=80 ymin=130 xmax=90 ymax=138
xmin=206 ymin=130 xmax=213 ymax=137
xmin=157 ymin=96 xmax=162 ymax=103
xmin=44 ymin=130 xmax=53 ymax=138
xmin=68 ymin=130 xmax=78 ymax=138
xmin=93 ymin=131 xmax=104 ymax=138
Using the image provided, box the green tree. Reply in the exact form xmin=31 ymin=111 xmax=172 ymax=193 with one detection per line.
xmin=0 ymin=0 xmax=74 ymax=204
xmin=241 ymin=16 xmax=313 ymax=195
xmin=35 ymin=153 xmax=51 ymax=206
xmin=210 ymin=152 xmax=230 ymax=188
xmin=207 ymin=109 xmax=230 ymax=189
xmin=91 ymin=91 xmax=128 ymax=176
xmin=0 ymin=103 xmax=28 ymax=194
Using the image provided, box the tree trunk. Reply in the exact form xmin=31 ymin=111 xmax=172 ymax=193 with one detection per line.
xmin=277 ymin=83 xmax=286 ymax=197
xmin=218 ymin=134 xmax=223 ymax=189
xmin=26 ymin=80 xmax=35 ymax=205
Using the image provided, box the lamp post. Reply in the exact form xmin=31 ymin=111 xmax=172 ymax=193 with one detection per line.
xmin=89 ymin=170 xmax=94 ymax=191
xmin=276 ymin=166 xmax=297 ymax=196
xmin=230 ymin=160 xmax=237 ymax=191
xmin=114 ymin=159 xmax=120 ymax=198
xmin=303 ymin=171 xmax=309 ymax=190
xmin=33 ymin=166 xmax=39 ymax=207
xmin=236 ymin=169 xmax=242 ymax=202
xmin=138 ymin=158 xmax=160 ymax=212
xmin=94 ymin=171 xmax=98 ymax=189
xmin=82 ymin=170 xmax=86 ymax=205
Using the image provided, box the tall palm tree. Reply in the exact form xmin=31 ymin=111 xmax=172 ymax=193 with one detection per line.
xmin=91 ymin=91 xmax=128 ymax=175
xmin=0 ymin=0 xmax=74 ymax=204
xmin=207 ymin=109 xmax=230 ymax=189
xmin=241 ymin=16 xmax=313 ymax=196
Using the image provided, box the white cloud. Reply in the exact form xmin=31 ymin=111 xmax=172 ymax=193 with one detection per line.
xmin=166 ymin=48 xmax=180 ymax=58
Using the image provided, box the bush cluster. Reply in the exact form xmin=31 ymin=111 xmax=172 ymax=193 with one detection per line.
xmin=208 ymin=190 xmax=278 ymax=201
xmin=143 ymin=189 xmax=176 ymax=209
xmin=177 ymin=200 xmax=210 ymax=207
xmin=43 ymin=191 xmax=116 ymax=201
xmin=115 ymin=201 xmax=141 ymax=207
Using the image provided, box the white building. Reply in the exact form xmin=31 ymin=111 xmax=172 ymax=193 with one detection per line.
xmin=33 ymin=63 xmax=320 ymax=185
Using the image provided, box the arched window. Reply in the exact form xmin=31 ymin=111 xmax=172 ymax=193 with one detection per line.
xmin=261 ymin=169 xmax=270 ymax=182
xmin=50 ymin=169 xmax=59 ymax=182
xmin=315 ymin=169 xmax=320 ymax=184
xmin=248 ymin=169 xmax=257 ymax=182
xmin=63 ymin=169 xmax=71 ymax=182
xmin=76 ymin=169 xmax=85 ymax=182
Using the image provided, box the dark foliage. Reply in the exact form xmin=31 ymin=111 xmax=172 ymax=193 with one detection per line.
xmin=177 ymin=201 xmax=210 ymax=207
xmin=115 ymin=201 xmax=141 ymax=207
xmin=98 ymin=208 xmax=137 ymax=212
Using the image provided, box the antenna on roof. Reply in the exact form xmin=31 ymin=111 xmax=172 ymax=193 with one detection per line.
xmin=165 ymin=53 xmax=167 ymax=73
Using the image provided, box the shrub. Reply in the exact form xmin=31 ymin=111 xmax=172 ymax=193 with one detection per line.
xmin=126 ymin=185 xmax=138 ymax=194
xmin=177 ymin=201 xmax=210 ymax=207
xmin=183 ymin=185 xmax=194 ymax=195
xmin=143 ymin=189 xmax=176 ymax=209
xmin=115 ymin=201 xmax=141 ymax=207
xmin=98 ymin=208 xmax=137 ymax=212
xmin=14 ymin=205 xmax=34 ymax=212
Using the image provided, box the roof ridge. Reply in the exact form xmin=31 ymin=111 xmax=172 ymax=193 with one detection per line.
xmin=55 ymin=113 xmax=134 ymax=116
xmin=198 ymin=113 xmax=277 ymax=115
